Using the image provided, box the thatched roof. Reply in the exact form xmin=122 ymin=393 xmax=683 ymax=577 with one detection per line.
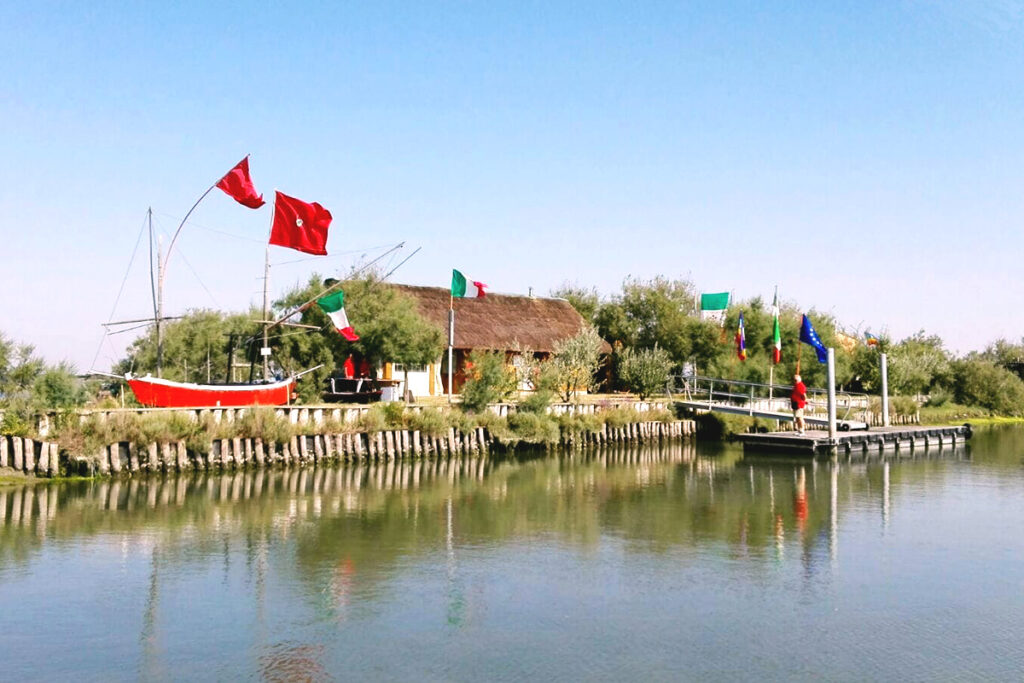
xmin=391 ymin=284 xmax=611 ymax=354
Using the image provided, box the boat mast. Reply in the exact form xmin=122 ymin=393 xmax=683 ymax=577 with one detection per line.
xmin=146 ymin=208 xmax=166 ymax=378
xmin=262 ymin=241 xmax=271 ymax=380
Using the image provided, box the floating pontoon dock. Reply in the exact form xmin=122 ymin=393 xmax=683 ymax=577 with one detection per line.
xmin=736 ymin=424 xmax=973 ymax=457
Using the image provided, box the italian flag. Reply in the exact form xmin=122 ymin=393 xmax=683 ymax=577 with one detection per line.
xmin=451 ymin=269 xmax=486 ymax=298
xmin=771 ymin=288 xmax=782 ymax=364
xmin=317 ymin=290 xmax=359 ymax=341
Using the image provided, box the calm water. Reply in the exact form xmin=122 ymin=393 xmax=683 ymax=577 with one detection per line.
xmin=2 ymin=428 xmax=1023 ymax=681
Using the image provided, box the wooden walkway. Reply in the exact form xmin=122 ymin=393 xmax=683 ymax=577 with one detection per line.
xmin=736 ymin=424 xmax=973 ymax=457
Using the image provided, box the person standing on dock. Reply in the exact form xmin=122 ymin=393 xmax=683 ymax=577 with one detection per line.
xmin=791 ymin=374 xmax=807 ymax=435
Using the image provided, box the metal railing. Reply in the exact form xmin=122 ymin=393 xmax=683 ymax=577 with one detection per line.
xmin=669 ymin=374 xmax=871 ymax=423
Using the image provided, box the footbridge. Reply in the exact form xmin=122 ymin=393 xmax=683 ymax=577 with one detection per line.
xmin=669 ymin=375 xmax=872 ymax=431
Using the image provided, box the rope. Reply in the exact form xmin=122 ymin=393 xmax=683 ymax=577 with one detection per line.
xmin=89 ymin=212 xmax=148 ymax=373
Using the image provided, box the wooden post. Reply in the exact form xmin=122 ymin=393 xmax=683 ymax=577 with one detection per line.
xmin=24 ymin=439 xmax=35 ymax=473
xmin=177 ymin=440 xmax=188 ymax=470
xmin=109 ymin=442 xmax=123 ymax=474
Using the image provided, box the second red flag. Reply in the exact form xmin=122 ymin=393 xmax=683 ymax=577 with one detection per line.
xmin=269 ymin=191 xmax=332 ymax=255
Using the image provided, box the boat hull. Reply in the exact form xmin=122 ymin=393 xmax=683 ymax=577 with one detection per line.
xmin=127 ymin=376 xmax=296 ymax=408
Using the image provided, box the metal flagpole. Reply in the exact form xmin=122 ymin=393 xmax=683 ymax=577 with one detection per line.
xmin=448 ymin=292 xmax=454 ymax=404
xmin=261 ymin=193 xmax=276 ymax=380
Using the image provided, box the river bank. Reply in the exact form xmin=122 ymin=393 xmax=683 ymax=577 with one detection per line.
xmin=2 ymin=403 xmax=695 ymax=478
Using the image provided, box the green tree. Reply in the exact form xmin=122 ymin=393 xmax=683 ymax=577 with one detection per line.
xmin=619 ymin=345 xmax=673 ymax=399
xmin=0 ymin=334 xmax=45 ymax=401
xmin=888 ymin=332 xmax=951 ymax=396
xmin=32 ymin=361 xmax=90 ymax=410
xmin=951 ymin=358 xmax=1024 ymax=415
xmin=550 ymin=283 xmax=600 ymax=323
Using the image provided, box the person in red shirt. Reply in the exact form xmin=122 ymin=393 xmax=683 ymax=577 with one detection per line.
xmin=791 ymin=374 xmax=807 ymax=435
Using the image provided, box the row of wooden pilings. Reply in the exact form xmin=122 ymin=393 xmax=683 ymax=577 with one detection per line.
xmin=0 ymin=436 xmax=59 ymax=477
xmin=85 ymin=420 xmax=696 ymax=476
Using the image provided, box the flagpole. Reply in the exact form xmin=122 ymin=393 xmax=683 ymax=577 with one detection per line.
xmin=448 ymin=292 xmax=454 ymax=404
xmin=769 ymin=285 xmax=778 ymax=401
xmin=164 ymin=158 xmax=240 ymax=273
xmin=796 ymin=317 xmax=803 ymax=376
xmin=261 ymin=192 xmax=275 ymax=380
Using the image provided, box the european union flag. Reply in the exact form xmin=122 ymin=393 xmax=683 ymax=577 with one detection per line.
xmin=799 ymin=315 xmax=829 ymax=364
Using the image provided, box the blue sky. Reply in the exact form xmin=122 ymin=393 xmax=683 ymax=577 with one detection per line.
xmin=2 ymin=1 xmax=1023 ymax=370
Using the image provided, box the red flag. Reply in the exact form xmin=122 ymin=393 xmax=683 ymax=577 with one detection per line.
xmin=269 ymin=191 xmax=332 ymax=255
xmin=216 ymin=156 xmax=265 ymax=209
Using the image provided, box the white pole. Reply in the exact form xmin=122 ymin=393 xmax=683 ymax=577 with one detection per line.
xmin=447 ymin=307 xmax=454 ymax=403
xmin=827 ymin=347 xmax=837 ymax=441
xmin=880 ymin=352 xmax=890 ymax=428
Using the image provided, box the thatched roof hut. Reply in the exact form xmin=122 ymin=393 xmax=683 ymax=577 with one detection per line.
xmin=391 ymin=285 xmax=611 ymax=354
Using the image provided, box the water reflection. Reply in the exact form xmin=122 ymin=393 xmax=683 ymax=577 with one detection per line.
xmin=0 ymin=440 xmax=973 ymax=572
xmin=0 ymin=436 xmax=994 ymax=680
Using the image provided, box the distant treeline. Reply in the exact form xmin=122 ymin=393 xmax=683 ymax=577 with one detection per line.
xmin=552 ymin=277 xmax=1024 ymax=416
xmin=4 ymin=275 xmax=1024 ymax=428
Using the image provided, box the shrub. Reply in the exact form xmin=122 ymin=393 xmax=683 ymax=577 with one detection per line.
xmin=518 ymin=362 xmax=558 ymax=415
xmin=358 ymin=405 xmax=387 ymax=432
xmin=558 ymin=413 xmax=603 ymax=438
xmin=461 ymin=350 xmax=516 ymax=413
xmin=602 ymin=407 xmax=642 ymax=428
xmin=406 ymin=408 xmax=451 ymax=437
xmin=472 ymin=411 xmax=513 ymax=443
xmin=235 ymin=408 xmax=294 ymax=444
xmin=381 ymin=401 xmax=406 ymax=428
xmin=507 ymin=412 xmax=560 ymax=444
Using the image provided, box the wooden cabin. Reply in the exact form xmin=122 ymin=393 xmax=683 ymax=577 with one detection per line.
xmin=379 ymin=285 xmax=610 ymax=397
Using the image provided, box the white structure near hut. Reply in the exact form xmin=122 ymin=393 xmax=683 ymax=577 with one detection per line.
xmin=378 ymin=285 xmax=610 ymax=398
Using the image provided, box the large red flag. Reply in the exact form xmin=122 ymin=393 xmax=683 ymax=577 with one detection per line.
xmin=216 ymin=156 xmax=265 ymax=209
xmin=269 ymin=191 xmax=332 ymax=255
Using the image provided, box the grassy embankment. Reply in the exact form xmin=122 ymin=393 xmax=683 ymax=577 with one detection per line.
xmin=49 ymin=402 xmax=679 ymax=469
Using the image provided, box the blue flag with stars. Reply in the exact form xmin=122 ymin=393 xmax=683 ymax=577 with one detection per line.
xmin=799 ymin=314 xmax=829 ymax=364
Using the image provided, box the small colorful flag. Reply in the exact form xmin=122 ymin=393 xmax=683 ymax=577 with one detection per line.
xmin=736 ymin=312 xmax=747 ymax=361
xmin=864 ymin=331 xmax=879 ymax=347
xmin=216 ymin=156 xmax=265 ymax=209
xmin=799 ymin=315 xmax=829 ymax=364
xmin=451 ymin=269 xmax=486 ymax=298
xmin=317 ymin=289 xmax=359 ymax=341
xmin=269 ymin=191 xmax=332 ymax=255
xmin=700 ymin=292 xmax=730 ymax=323
xmin=771 ymin=288 xmax=782 ymax=364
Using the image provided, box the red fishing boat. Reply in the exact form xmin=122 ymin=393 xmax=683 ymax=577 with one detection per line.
xmin=126 ymin=374 xmax=296 ymax=408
